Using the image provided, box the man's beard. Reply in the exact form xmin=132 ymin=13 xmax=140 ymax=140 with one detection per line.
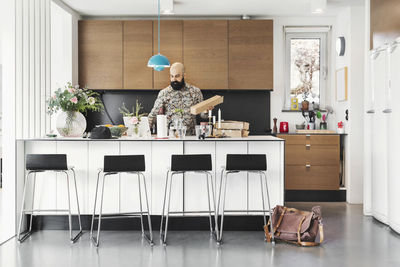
xmin=171 ymin=78 xmax=185 ymax=90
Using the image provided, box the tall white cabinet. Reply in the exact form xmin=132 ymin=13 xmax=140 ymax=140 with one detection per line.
xmin=366 ymin=39 xmax=400 ymax=233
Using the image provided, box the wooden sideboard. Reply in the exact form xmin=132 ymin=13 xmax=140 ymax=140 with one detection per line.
xmin=78 ymin=20 xmax=273 ymax=90
xmin=277 ymin=134 xmax=340 ymax=190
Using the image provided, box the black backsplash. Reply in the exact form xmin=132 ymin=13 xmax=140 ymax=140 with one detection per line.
xmin=85 ymin=90 xmax=271 ymax=135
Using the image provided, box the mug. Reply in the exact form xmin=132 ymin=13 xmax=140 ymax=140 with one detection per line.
xmin=279 ymin=122 xmax=289 ymax=133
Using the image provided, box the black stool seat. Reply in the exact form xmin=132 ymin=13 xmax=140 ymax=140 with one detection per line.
xmin=103 ymin=155 xmax=145 ymax=172
xmin=171 ymin=154 xmax=212 ymax=172
xmin=26 ymin=154 xmax=68 ymax=171
xmin=226 ymin=154 xmax=267 ymax=171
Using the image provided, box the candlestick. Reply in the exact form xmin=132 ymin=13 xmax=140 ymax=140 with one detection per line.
xmin=208 ymin=109 xmax=212 ymax=118
xmin=213 ymin=116 xmax=216 ymax=125
xmin=218 ymin=109 xmax=221 ymax=129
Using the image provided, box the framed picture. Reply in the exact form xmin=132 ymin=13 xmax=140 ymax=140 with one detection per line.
xmin=336 ymin=67 xmax=348 ymax=102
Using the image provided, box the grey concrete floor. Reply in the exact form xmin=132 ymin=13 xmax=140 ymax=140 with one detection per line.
xmin=1 ymin=202 xmax=400 ymax=267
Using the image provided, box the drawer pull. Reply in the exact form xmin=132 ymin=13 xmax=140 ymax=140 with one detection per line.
xmin=306 ymin=164 xmax=311 ymax=168
xmin=306 ymin=144 xmax=311 ymax=148
xmin=306 ymin=134 xmax=311 ymax=137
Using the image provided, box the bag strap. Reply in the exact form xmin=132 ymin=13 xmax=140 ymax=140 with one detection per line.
xmin=296 ymin=220 xmax=324 ymax=247
xmin=264 ymin=207 xmax=287 ymax=242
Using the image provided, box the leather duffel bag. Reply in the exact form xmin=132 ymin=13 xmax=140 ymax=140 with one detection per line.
xmin=264 ymin=205 xmax=324 ymax=247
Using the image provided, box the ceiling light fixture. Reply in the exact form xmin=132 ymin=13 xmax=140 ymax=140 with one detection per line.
xmin=161 ymin=0 xmax=174 ymax=15
xmin=310 ymin=0 xmax=327 ymax=14
xmin=147 ymin=0 xmax=170 ymax=71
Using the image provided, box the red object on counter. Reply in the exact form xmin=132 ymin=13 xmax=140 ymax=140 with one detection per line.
xmin=279 ymin=122 xmax=289 ymax=133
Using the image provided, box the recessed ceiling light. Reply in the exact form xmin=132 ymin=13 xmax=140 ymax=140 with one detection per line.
xmin=310 ymin=0 xmax=327 ymax=14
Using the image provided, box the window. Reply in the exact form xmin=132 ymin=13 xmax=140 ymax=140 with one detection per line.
xmin=285 ymin=28 xmax=329 ymax=109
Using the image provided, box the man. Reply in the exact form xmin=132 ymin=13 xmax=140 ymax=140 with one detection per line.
xmin=148 ymin=62 xmax=211 ymax=135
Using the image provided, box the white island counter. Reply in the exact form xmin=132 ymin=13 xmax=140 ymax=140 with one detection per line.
xmin=16 ymin=136 xmax=284 ymax=216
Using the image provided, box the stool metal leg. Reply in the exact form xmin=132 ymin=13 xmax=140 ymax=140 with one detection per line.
xmin=137 ymin=173 xmax=145 ymax=236
xmin=217 ymin=170 xmax=229 ymax=244
xmin=259 ymin=172 xmax=267 ymax=227
xmin=205 ymin=172 xmax=213 ymax=236
xmin=90 ymin=170 xmax=101 ymax=242
xmin=162 ymin=172 xmax=175 ymax=245
xmin=160 ymin=170 xmax=170 ymax=241
xmin=140 ymin=173 xmax=154 ymax=245
xmin=63 ymin=170 xmax=83 ymax=243
xmin=18 ymin=171 xmax=33 ymax=242
xmin=91 ymin=172 xmax=108 ymax=247
xmin=262 ymin=172 xmax=275 ymax=244
xmin=71 ymin=169 xmax=83 ymax=241
xmin=207 ymin=171 xmax=219 ymax=240
xmin=28 ymin=173 xmax=36 ymax=233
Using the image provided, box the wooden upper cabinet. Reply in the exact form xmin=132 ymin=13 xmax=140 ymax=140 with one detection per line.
xmin=183 ymin=20 xmax=228 ymax=89
xmin=371 ymin=0 xmax=400 ymax=49
xmin=228 ymin=20 xmax=273 ymax=90
xmin=123 ymin=21 xmax=154 ymax=89
xmin=79 ymin=21 xmax=123 ymax=89
xmin=153 ymin=20 xmax=183 ymax=90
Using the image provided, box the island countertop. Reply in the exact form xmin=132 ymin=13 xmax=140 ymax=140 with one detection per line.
xmin=17 ymin=135 xmax=284 ymax=142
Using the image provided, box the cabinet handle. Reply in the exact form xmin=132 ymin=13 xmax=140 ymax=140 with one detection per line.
xmin=306 ymin=164 xmax=311 ymax=168
xmin=366 ymin=109 xmax=375 ymax=114
xmin=383 ymin=109 xmax=392 ymax=114
xmin=306 ymin=144 xmax=311 ymax=148
xmin=306 ymin=134 xmax=311 ymax=137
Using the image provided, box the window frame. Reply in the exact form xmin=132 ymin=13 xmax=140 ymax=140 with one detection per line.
xmin=284 ymin=31 xmax=328 ymax=110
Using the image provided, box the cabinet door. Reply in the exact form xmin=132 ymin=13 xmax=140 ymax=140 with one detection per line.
xmin=228 ymin=20 xmax=273 ymax=90
xmin=248 ymin=142 xmax=284 ymax=214
xmin=56 ymin=141 xmax=89 ymax=214
xmin=79 ymin=21 xmax=123 ymax=89
xmin=88 ymin=142 xmax=120 ymax=214
xmin=123 ymin=21 xmax=154 ymax=89
xmin=215 ymin=141 xmax=247 ymax=213
xmin=153 ymin=20 xmax=183 ymax=90
xmin=183 ymin=141 xmax=216 ymax=215
xmin=388 ymin=43 xmax=400 ymax=233
xmin=183 ymin=20 xmax=228 ymax=89
xmin=120 ymin=142 xmax=152 ymax=214
xmin=371 ymin=50 xmax=389 ymax=224
xmin=151 ymin=141 xmax=183 ymax=214
xmin=24 ymin=142 xmax=57 ymax=211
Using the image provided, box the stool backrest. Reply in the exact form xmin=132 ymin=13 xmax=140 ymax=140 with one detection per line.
xmin=104 ymin=155 xmax=145 ymax=172
xmin=226 ymin=154 xmax=267 ymax=171
xmin=26 ymin=154 xmax=68 ymax=171
xmin=171 ymin=154 xmax=212 ymax=172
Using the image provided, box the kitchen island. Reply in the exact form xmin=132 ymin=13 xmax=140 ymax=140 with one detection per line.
xmin=16 ymin=136 xmax=284 ymax=217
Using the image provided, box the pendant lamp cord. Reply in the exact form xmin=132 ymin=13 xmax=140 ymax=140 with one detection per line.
xmin=158 ymin=0 xmax=160 ymax=54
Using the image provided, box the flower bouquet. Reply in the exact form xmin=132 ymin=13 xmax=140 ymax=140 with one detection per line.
xmin=47 ymin=82 xmax=103 ymax=137
xmin=119 ymin=100 xmax=147 ymax=137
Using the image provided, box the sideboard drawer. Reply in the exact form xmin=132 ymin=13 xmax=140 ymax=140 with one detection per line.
xmin=285 ymin=144 xmax=340 ymax=166
xmin=285 ymin=165 xmax=340 ymax=190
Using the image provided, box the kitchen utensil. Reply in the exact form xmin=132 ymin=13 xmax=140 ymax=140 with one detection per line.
xmin=279 ymin=122 xmax=289 ymax=133
xmin=295 ymin=123 xmax=306 ymax=130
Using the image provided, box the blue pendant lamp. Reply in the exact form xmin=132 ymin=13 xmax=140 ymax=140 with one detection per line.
xmin=147 ymin=0 xmax=170 ymax=71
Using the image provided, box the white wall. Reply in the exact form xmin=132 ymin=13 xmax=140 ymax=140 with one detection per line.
xmin=331 ymin=6 xmax=365 ymax=204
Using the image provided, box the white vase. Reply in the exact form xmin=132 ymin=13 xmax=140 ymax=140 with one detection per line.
xmin=123 ymin=116 xmax=140 ymax=137
xmin=56 ymin=111 xmax=86 ymax=137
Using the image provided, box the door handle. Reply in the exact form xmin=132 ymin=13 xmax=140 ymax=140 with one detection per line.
xmin=366 ymin=109 xmax=375 ymax=114
xmin=383 ymin=109 xmax=392 ymax=114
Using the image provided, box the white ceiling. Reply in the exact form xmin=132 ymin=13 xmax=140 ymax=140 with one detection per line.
xmin=60 ymin=0 xmax=365 ymax=17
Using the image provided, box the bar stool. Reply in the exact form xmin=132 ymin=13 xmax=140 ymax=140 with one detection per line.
xmin=90 ymin=155 xmax=153 ymax=247
xmin=216 ymin=154 xmax=275 ymax=245
xmin=18 ymin=154 xmax=83 ymax=243
xmin=160 ymin=154 xmax=218 ymax=245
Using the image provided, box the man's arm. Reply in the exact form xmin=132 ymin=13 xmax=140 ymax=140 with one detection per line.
xmin=192 ymin=87 xmax=210 ymax=119
xmin=148 ymin=90 xmax=166 ymax=127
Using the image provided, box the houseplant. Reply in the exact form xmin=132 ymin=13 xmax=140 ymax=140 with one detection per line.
xmin=47 ymin=82 xmax=103 ymax=137
xmin=119 ymin=100 xmax=147 ymax=137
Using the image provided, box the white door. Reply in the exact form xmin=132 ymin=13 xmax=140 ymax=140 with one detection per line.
xmin=371 ymin=48 xmax=389 ymax=224
xmin=387 ymin=42 xmax=400 ymax=233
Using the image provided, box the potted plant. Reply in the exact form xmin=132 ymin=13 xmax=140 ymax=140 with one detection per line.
xmin=47 ymin=82 xmax=103 ymax=137
xmin=119 ymin=100 xmax=146 ymax=137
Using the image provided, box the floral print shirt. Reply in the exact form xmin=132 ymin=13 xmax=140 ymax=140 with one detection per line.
xmin=148 ymin=83 xmax=206 ymax=135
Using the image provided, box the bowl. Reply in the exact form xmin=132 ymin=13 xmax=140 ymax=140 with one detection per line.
xmin=108 ymin=125 xmax=128 ymax=137
xmin=295 ymin=123 xmax=305 ymax=130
